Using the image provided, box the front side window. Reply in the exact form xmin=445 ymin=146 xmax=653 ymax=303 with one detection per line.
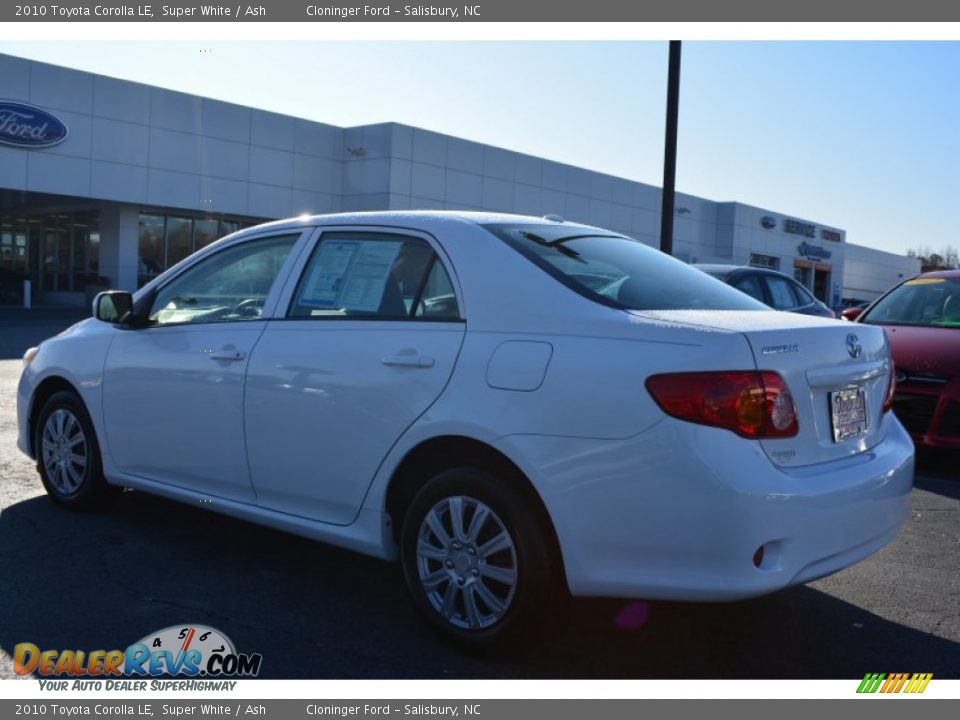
xmin=862 ymin=277 xmax=960 ymax=328
xmin=793 ymin=282 xmax=816 ymax=306
xmin=289 ymin=233 xmax=460 ymax=320
xmin=149 ymin=234 xmax=299 ymax=326
xmin=484 ymin=224 xmax=765 ymax=312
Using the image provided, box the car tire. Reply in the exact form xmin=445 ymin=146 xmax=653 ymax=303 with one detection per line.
xmin=399 ymin=467 xmax=556 ymax=648
xmin=34 ymin=390 xmax=117 ymax=511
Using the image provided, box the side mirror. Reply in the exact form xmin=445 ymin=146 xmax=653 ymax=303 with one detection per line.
xmin=93 ymin=290 xmax=134 ymax=324
xmin=841 ymin=307 xmax=863 ymax=322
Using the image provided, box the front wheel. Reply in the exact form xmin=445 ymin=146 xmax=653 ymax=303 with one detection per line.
xmin=34 ymin=390 xmax=116 ymax=510
xmin=399 ymin=468 xmax=556 ymax=647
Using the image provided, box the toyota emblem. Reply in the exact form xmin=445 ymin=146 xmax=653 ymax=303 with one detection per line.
xmin=846 ymin=333 xmax=862 ymax=359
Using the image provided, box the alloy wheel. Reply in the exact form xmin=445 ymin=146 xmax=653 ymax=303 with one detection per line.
xmin=40 ymin=408 xmax=88 ymax=496
xmin=415 ymin=495 xmax=518 ymax=630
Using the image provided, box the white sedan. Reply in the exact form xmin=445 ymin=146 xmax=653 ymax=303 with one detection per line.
xmin=17 ymin=211 xmax=914 ymax=646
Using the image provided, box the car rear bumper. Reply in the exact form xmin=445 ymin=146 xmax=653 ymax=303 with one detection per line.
xmin=500 ymin=412 xmax=914 ymax=601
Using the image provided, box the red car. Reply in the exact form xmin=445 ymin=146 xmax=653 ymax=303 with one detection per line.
xmin=843 ymin=270 xmax=960 ymax=448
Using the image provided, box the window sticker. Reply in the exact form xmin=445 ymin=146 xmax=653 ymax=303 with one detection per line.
xmin=299 ymin=239 xmax=403 ymax=312
xmin=299 ymin=239 xmax=361 ymax=307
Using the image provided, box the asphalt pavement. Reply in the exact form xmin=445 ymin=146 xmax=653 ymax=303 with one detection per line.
xmin=0 ymin=310 xmax=957 ymax=679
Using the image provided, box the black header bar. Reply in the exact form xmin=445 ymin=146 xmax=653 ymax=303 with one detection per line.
xmin=4 ymin=0 xmax=960 ymax=22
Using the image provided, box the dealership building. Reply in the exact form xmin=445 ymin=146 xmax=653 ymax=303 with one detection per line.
xmin=0 ymin=53 xmax=919 ymax=308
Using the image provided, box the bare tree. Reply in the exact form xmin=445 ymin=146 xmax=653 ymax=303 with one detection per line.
xmin=906 ymin=245 xmax=959 ymax=272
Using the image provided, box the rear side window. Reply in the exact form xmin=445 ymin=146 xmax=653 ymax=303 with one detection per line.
xmin=732 ymin=274 xmax=766 ymax=303
xmin=765 ymin=276 xmax=800 ymax=310
xmin=289 ymin=232 xmax=460 ymax=320
xmin=484 ymin=224 xmax=765 ymax=312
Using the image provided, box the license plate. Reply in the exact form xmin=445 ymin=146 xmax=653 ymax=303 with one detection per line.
xmin=830 ymin=386 xmax=868 ymax=442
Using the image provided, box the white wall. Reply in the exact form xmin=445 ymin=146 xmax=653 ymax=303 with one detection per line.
xmin=0 ymin=53 xmax=342 ymax=219
xmin=843 ymin=243 xmax=920 ymax=301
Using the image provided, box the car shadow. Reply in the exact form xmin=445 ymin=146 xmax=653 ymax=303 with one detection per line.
xmin=0 ymin=491 xmax=957 ymax=679
xmin=915 ymin=448 xmax=960 ymax=496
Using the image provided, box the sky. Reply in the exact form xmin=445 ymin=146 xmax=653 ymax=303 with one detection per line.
xmin=0 ymin=40 xmax=957 ymax=257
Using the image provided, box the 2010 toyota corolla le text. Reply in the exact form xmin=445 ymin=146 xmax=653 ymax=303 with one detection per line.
xmin=17 ymin=211 xmax=914 ymax=645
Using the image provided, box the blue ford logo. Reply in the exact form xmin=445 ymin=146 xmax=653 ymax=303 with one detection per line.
xmin=761 ymin=215 xmax=777 ymax=229
xmin=0 ymin=101 xmax=68 ymax=149
xmin=846 ymin=333 xmax=862 ymax=359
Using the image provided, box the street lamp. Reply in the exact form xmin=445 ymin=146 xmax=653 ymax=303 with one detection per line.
xmin=659 ymin=40 xmax=682 ymax=256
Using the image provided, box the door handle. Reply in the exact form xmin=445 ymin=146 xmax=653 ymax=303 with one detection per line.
xmin=382 ymin=354 xmax=435 ymax=368
xmin=209 ymin=348 xmax=246 ymax=362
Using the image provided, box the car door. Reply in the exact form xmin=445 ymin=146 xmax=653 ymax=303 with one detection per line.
xmin=244 ymin=228 xmax=466 ymax=525
xmin=101 ymin=231 xmax=305 ymax=502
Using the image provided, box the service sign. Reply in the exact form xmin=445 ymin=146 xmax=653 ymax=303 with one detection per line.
xmin=0 ymin=100 xmax=68 ymax=148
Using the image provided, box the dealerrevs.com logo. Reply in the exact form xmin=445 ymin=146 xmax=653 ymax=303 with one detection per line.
xmin=14 ymin=625 xmax=262 ymax=683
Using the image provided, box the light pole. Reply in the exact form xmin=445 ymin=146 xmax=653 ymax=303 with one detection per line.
xmin=659 ymin=40 xmax=682 ymax=256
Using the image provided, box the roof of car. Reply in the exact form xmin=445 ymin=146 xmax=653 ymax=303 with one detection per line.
xmin=233 ymin=210 xmax=603 ymax=237
xmin=692 ymin=263 xmax=740 ymax=275
xmin=916 ymin=269 xmax=960 ymax=279
xmin=693 ymin=263 xmax=795 ymax=280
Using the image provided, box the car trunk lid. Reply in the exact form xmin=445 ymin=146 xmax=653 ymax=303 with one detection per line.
xmin=633 ymin=310 xmax=892 ymax=468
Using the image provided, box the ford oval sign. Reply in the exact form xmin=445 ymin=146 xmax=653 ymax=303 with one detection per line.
xmin=0 ymin=101 xmax=68 ymax=149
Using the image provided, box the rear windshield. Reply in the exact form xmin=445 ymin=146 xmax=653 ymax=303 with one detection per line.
xmin=862 ymin=277 xmax=960 ymax=328
xmin=484 ymin=224 xmax=766 ymax=312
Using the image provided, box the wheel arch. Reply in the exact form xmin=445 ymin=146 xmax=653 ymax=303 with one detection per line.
xmin=383 ymin=434 xmax=568 ymax=589
xmin=28 ymin=375 xmax=85 ymax=457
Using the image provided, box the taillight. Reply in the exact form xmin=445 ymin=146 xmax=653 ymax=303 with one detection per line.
xmin=883 ymin=361 xmax=896 ymax=413
xmin=645 ymin=371 xmax=799 ymax=439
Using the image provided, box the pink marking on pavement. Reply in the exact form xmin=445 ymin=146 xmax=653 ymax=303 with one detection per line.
xmin=614 ymin=601 xmax=651 ymax=630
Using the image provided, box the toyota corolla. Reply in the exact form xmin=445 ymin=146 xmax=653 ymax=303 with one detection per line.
xmin=17 ymin=211 xmax=914 ymax=645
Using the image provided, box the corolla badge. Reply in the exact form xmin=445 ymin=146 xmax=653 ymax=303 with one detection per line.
xmin=761 ymin=343 xmax=799 ymax=355
xmin=846 ymin=333 xmax=862 ymax=359
xmin=0 ymin=101 xmax=69 ymax=148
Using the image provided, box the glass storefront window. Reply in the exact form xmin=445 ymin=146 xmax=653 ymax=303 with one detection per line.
xmin=165 ymin=216 xmax=193 ymax=268
xmin=138 ymin=214 xmax=165 ymax=287
xmin=219 ymin=220 xmax=239 ymax=238
xmin=0 ymin=209 xmax=101 ymax=299
xmin=135 ymin=213 xmax=263 ymax=288
xmin=87 ymin=231 xmax=100 ymax=280
xmin=193 ymin=219 xmax=219 ymax=251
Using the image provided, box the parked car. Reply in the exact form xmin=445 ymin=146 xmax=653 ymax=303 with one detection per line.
xmin=844 ymin=270 xmax=960 ymax=449
xmin=17 ymin=212 xmax=913 ymax=645
xmin=841 ymin=301 xmax=871 ymax=320
xmin=0 ymin=267 xmax=26 ymax=304
xmin=694 ymin=264 xmax=836 ymax=317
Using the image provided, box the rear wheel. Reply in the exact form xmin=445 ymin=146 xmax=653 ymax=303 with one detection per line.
xmin=400 ymin=467 xmax=555 ymax=647
xmin=35 ymin=390 xmax=116 ymax=510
